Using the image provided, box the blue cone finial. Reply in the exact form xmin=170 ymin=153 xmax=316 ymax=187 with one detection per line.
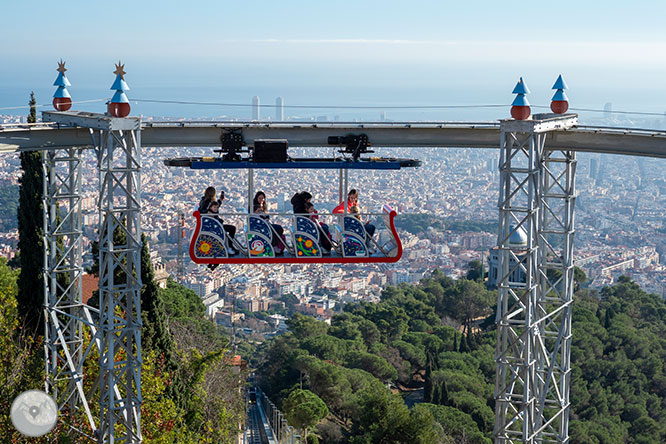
xmin=552 ymin=74 xmax=568 ymax=90
xmin=551 ymin=90 xmax=568 ymax=101
xmin=512 ymin=77 xmax=530 ymax=95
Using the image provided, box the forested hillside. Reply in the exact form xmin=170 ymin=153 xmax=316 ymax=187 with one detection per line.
xmin=255 ymin=270 xmax=666 ymax=444
xmin=0 ymin=255 xmax=244 ymax=443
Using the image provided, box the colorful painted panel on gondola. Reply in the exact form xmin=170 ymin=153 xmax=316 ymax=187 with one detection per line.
xmin=188 ymin=206 xmax=403 ymax=264
xmin=295 ymin=216 xmax=319 ymax=239
xmin=295 ymin=234 xmax=321 ymax=257
xmin=247 ymin=234 xmax=274 ymax=257
xmin=343 ymin=234 xmax=367 ymax=257
xmin=193 ymin=216 xmax=228 ymax=259
xmin=343 ymin=216 xmax=365 ymax=238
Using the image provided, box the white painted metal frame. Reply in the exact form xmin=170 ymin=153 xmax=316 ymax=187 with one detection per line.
xmin=43 ymin=146 xmax=98 ymax=437
xmin=534 ymin=149 xmax=576 ymax=442
xmin=41 ymin=111 xmax=144 ymax=443
xmin=94 ymin=123 xmax=143 ymax=444
xmin=494 ymin=115 xmax=577 ymax=444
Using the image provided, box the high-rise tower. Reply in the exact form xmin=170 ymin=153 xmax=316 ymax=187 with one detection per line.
xmin=252 ymin=96 xmax=260 ymax=120
xmin=276 ymin=96 xmax=284 ymax=121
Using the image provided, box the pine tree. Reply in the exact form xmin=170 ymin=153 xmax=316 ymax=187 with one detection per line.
xmin=17 ymin=92 xmax=44 ymax=334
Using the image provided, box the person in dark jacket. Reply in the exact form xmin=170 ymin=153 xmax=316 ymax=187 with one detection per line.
xmin=198 ymin=186 xmax=217 ymax=214
xmin=290 ymin=191 xmax=312 ymax=215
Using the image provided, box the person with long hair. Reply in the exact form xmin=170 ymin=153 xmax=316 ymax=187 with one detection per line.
xmin=198 ymin=186 xmax=217 ymax=214
xmin=253 ymin=191 xmax=286 ymax=254
xmin=198 ymin=186 xmax=238 ymax=255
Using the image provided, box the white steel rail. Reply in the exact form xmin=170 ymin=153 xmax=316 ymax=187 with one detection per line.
xmin=37 ymin=111 xmax=144 ymax=443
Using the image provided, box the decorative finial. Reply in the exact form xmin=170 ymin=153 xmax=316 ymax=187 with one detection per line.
xmin=550 ymin=74 xmax=569 ymax=114
xmin=52 ymin=60 xmax=72 ymax=111
xmin=57 ymin=59 xmax=67 ymax=74
xmin=108 ymin=61 xmax=130 ymax=117
xmin=113 ymin=61 xmax=126 ymax=79
xmin=510 ymin=77 xmax=531 ymax=120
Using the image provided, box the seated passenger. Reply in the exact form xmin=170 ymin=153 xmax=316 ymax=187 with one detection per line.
xmin=198 ymin=186 xmax=217 ymax=214
xmin=253 ymin=191 xmax=286 ymax=254
xmin=332 ymin=189 xmax=356 ymax=214
xmin=207 ymin=190 xmax=238 ymax=255
xmin=334 ymin=189 xmax=376 ymax=240
xmin=305 ymin=201 xmax=332 ymax=253
xmin=291 ymin=191 xmax=312 ymax=215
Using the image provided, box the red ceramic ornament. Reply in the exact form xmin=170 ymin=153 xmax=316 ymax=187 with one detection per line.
xmin=550 ymin=100 xmax=569 ymax=114
xmin=52 ymin=97 xmax=72 ymax=111
xmin=511 ymin=105 xmax=531 ymax=120
xmin=108 ymin=102 xmax=130 ymax=118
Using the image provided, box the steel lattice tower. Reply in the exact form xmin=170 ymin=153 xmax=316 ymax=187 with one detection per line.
xmin=43 ymin=145 xmax=97 ymax=432
xmin=494 ymin=114 xmax=577 ymax=444
xmin=43 ymin=111 xmax=143 ymax=443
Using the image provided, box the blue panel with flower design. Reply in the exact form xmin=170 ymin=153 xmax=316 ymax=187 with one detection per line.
xmin=294 ymin=233 xmax=321 ymax=258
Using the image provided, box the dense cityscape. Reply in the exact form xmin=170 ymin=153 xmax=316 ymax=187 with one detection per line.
xmin=1 ymin=110 xmax=665 ymax=339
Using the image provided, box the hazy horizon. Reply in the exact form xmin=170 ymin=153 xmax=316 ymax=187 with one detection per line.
xmin=3 ymin=1 xmax=666 ymax=120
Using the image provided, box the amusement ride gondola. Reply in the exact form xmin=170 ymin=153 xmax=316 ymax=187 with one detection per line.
xmin=163 ymin=131 xmax=421 ymax=265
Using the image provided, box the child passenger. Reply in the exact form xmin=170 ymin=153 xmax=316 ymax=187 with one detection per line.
xmin=305 ymin=201 xmax=332 ymax=253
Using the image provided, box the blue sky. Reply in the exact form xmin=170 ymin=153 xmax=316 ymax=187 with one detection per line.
xmin=2 ymin=0 xmax=666 ymax=117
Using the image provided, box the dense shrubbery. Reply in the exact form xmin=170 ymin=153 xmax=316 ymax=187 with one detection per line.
xmin=256 ymin=270 xmax=666 ymax=444
xmin=256 ymin=271 xmax=496 ymax=443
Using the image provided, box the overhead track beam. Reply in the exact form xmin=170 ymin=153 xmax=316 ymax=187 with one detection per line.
xmin=1 ymin=114 xmax=666 ymax=158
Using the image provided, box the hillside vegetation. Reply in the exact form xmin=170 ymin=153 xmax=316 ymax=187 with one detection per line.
xmin=256 ymin=270 xmax=666 ymax=444
xmin=0 ymin=256 xmax=244 ymax=443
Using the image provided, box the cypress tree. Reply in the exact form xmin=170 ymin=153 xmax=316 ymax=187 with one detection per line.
xmin=459 ymin=331 xmax=469 ymax=353
xmin=17 ymin=92 xmax=44 ymax=334
xmin=424 ymin=351 xmax=433 ymax=403
xmin=140 ymin=234 xmax=175 ymax=367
